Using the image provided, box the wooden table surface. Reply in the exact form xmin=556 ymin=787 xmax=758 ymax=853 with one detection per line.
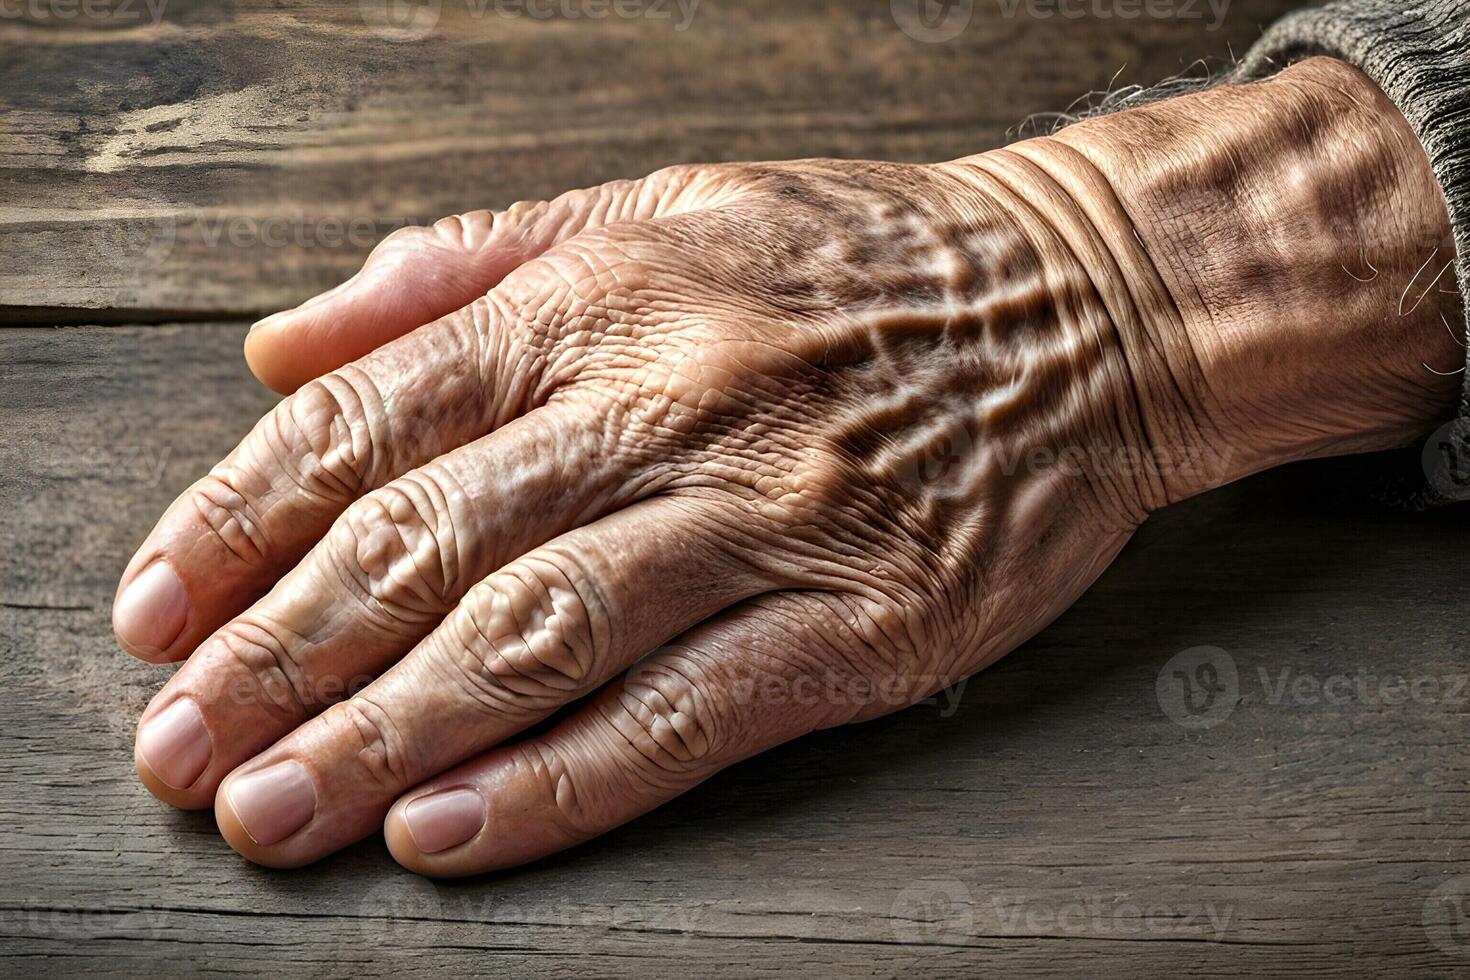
xmin=5 ymin=1 xmax=1469 ymax=976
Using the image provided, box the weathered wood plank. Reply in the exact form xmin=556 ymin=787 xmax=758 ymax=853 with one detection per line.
xmin=0 ymin=0 xmax=1309 ymax=317
xmin=1 ymin=324 xmax=1467 ymax=975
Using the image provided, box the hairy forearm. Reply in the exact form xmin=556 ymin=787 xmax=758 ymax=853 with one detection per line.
xmin=962 ymin=57 xmax=1462 ymax=505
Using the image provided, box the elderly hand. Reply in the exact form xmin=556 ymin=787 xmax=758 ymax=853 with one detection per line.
xmin=115 ymin=59 xmax=1459 ymax=875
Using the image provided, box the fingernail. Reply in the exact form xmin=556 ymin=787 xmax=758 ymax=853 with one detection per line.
xmin=228 ymin=761 xmax=317 ymax=846
xmin=403 ymin=787 xmax=486 ymax=854
xmin=114 ymin=560 xmax=189 ymax=657
xmin=137 ymin=698 xmax=212 ymax=790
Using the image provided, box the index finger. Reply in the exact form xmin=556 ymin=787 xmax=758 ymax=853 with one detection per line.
xmin=112 ymin=300 xmax=536 ymax=663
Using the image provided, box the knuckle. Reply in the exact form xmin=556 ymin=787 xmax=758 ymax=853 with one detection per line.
xmin=545 ymin=241 xmax=638 ymax=309
xmin=492 ymin=219 xmax=683 ymax=394
xmin=750 ymin=593 xmax=938 ymax=725
xmin=332 ymin=695 xmax=415 ymax=791
xmin=648 ymin=162 xmax=701 ymax=187
xmin=493 ymin=257 xmax=586 ymax=345
xmin=645 ymin=162 xmax=745 ymax=208
xmin=371 ymin=222 xmax=441 ymax=265
xmin=824 ymin=593 xmax=914 ymax=675
xmin=439 ymin=557 xmax=603 ymax=715
xmin=374 ymin=223 xmax=421 ymax=251
xmin=609 ymin=654 xmax=721 ymax=775
xmin=328 ymin=472 xmax=458 ymax=632
xmin=540 ymin=222 xmax=667 ymax=306
xmin=189 ymin=471 xmax=269 ymax=566
xmin=644 ymin=164 xmax=711 ymax=206
xmin=502 ymin=195 xmax=560 ymax=232
xmin=212 ymin=617 xmax=315 ymax=720
xmin=508 ymin=741 xmax=587 ymax=830
xmin=429 ymin=210 xmax=496 ymax=253
xmin=263 ymin=372 xmax=384 ymax=503
xmin=601 ymin=340 xmax=749 ymax=451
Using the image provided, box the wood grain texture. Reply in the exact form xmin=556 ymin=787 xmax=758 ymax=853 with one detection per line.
xmin=2 ymin=0 xmax=1303 ymax=319
xmin=9 ymin=2 xmax=1470 ymax=976
xmin=2 ymin=325 xmax=1468 ymax=976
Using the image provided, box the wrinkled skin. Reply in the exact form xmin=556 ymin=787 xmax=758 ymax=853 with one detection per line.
xmin=115 ymin=59 xmax=1462 ymax=875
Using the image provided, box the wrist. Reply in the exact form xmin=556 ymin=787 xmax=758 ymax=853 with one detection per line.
xmin=966 ymin=57 xmax=1463 ymax=505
